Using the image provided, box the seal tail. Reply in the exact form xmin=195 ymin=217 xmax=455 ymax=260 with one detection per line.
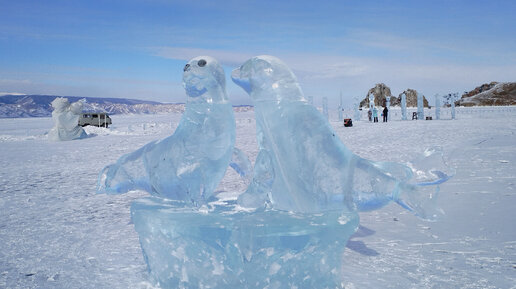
xmin=353 ymin=147 xmax=453 ymax=221
xmin=392 ymin=147 xmax=454 ymax=221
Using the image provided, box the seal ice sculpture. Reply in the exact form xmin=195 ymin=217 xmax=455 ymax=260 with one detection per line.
xmin=48 ymin=97 xmax=87 ymax=141
xmin=231 ymin=55 xmax=451 ymax=219
xmin=97 ymin=56 xmax=236 ymax=203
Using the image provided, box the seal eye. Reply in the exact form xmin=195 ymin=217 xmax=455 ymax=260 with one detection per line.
xmin=183 ymin=64 xmax=190 ymax=72
xmin=197 ymin=59 xmax=207 ymax=67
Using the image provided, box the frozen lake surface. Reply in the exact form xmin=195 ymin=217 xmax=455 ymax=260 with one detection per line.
xmin=1 ymin=107 xmax=515 ymax=288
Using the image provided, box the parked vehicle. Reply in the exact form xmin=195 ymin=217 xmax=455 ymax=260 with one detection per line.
xmin=79 ymin=112 xmax=112 ymax=128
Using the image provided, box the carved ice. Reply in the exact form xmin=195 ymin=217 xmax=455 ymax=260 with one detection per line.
xmin=97 ymin=56 xmax=235 ymax=204
xmin=417 ymin=92 xmax=424 ymax=120
xmin=48 ymin=97 xmax=87 ymax=141
xmin=435 ymin=94 xmax=441 ymax=120
xmin=104 ymin=55 xmax=452 ymax=289
xmin=401 ymin=92 xmax=407 ymax=120
xmin=131 ymin=197 xmax=358 ymax=289
xmin=231 ymin=55 xmax=451 ymax=218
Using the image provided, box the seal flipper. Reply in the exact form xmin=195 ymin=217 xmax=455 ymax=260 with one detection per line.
xmin=237 ymin=150 xmax=274 ymax=209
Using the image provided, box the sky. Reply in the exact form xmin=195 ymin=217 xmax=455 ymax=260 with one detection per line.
xmin=0 ymin=0 xmax=515 ymax=107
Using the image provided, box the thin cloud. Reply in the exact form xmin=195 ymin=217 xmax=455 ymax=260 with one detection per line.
xmin=150 ymin=46 xmax=254 ymax=67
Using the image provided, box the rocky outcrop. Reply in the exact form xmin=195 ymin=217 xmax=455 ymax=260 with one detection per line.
xmin=398 ymin=89 xmax=429 ymax=107
xmin=457 ymin=82 xmax=516 ymax=106
xmin=359 ymin=83 xmax=400 ymax=107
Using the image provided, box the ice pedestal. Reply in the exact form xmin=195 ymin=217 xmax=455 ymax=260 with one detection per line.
xmin=131 ymin=197 xmax=359 ymax=289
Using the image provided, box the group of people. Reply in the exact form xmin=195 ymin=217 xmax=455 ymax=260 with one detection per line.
xmin=368 ymin=106 xmax=389 ymax=123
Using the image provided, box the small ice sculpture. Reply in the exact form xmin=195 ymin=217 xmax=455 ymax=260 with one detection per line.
xmin=401 ymin=92 xmax=407 ymax=120
xmin=354 ymin=97 xmax=361 ymax=121
xmin=97 ymin=56 xmax=235 ymax=204
xmin=386 ymin=96 xmax=391 ymax=121
xmin=417 ymin=92 xmax=424 ymax=120
xmin=232 ymin=55 xmax=450 ymax=218
xmin=48 ymin=97 xmax=87 ymax=141
xmin=322 ymin=96 xmax=329 ymax=120
xmin=435 ymin=94 xmax=441 ymax=120
xmin=451 ymin=93 xmax=456 ymax=119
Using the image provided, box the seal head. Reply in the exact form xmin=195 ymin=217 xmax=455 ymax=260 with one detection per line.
xmin=183 ymin=56 xmax=227 ymax=103
xmin=231 ymin=55 xmax=306 ymax=103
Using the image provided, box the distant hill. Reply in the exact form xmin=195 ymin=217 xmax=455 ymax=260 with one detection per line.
xmin=457 ymin=82 xmax=516 ymax=106
xmin=0 ymin=94 xmax=252 ymax=118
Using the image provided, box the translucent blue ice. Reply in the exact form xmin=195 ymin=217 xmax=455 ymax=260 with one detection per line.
xmin=48 ymin=97 xmax=87 ymax=141
xmin=229 ymin=147 xmax=253 ymax=185
xmin=401 ymin=92 xmax=407 ymax=120
xmin=232 ymin=55 xmax=451 ymax=219
xmin=131 ymin=197 xmax=359 ymax=289
xmin=97 ymin=56 xmax=235 ymax=205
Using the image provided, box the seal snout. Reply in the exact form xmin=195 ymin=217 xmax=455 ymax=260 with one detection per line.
xmin=231 ymin=67 xmax=252 ymax=94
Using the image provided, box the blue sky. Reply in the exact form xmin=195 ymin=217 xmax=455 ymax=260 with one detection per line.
xmin=0 ymin=0 xmax=515 ymax=106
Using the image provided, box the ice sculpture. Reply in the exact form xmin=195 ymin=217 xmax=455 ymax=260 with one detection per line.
xmin=401 ymin=92 xmax=407 ymax=120
xmin=232 ymin=55 xmax=450 ymax=217
xmin=338 ymin=92 xmax=344 ymax=122
xmin=417 ymin=92 xmax=424 ymax=120
xmin=435 ymin=94 xmax=441 ymax=120
xmin=122 ymin=55 xmax=451 ymax=289
xmin=451 ymin=94 xmax=456 ymax=119
xmin=48 ymin=97 xmax=88 ymax=141
xmin=322 ymin=96 xmax=329 ymax=120
xmin=354 ymin=97 xmax=361 ymax=121
xmin=97 ymin=56 xmax=235 ymax=204
xmin=386 ymin=96 xmax=391 ymax=121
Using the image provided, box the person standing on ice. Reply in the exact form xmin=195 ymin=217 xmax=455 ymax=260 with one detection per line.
xmin=368 ymin=108 xmax=372 ymax=122
xmin=373 ymin=107 xmax=379 ymax=122
xmin=383 ymin=105 xmax=388 ymax=122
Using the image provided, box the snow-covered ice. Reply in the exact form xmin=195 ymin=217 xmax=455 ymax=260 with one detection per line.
xmin=1 ymin=106 xmax=516 ymax=288
xmin=47 ymin=97 xmax=88 ymax=141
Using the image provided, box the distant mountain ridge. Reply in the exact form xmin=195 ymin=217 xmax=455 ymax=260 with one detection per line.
xmin=0 ymin=94 xmax=252 ymax=118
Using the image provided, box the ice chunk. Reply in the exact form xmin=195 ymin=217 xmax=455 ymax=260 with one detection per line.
xmin=231 ymin=55 xmax=451 ymax=219
xmin=131 ymin=197 xmax=359 ymax=289
xmin=47 ymin=97 xmax=87 ymax=141
xmin=97 ymin=56 xmax=235 ymax=205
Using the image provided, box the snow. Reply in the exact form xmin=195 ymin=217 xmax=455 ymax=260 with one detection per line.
xmin=1 ymin=107 xmax=516 ymax=288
